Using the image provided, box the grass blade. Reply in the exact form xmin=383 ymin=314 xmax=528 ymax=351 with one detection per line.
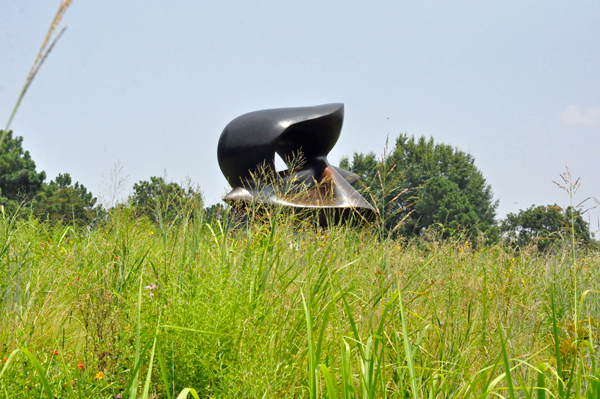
xmin=20 ymin=349 xmax=54 ymax=399
xmin=0 ymin=350 xmax=19 ymax=381
xmin=129 ymin=272 xmax=145 ymax=399
xmin=340 ymin=338 xmax=355 ymax=399
xmin=141 ymin=332 xmax=159 ymax=399
xmin=551 ymin=291 xmax=564 ymax=397
xmin=320 ymin=364 xmax=338 ymax=399
xmin=536 ymin=363 xmax=546 ymax=399
xmin=498 ymin=325 xmax=516 ymax=399
xmin=123 ymin=341 xmax=153 ymax=399
xmin=157 ymin=343 xmax=172 ymax=399
xmin=175 ymin=388 xmax=201 ymax=399
xmin=301 ymin=290 xmax=318 ymax=399
xmin=398 ymin=291 xmax=419 ymax=399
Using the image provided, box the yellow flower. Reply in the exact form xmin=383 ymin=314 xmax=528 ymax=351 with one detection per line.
xmin=95 ymin=371 xmax=104 ymax=380
xmin=459 ymin=248 xmax=463 ymax=252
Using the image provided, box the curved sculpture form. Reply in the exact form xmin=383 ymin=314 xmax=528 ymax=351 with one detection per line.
xmin=217 ymin=103 xmax=377 ymax=223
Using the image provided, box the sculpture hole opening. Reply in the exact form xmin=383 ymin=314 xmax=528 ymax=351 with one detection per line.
xmin=274 ymin=153 xmax=287 ymax=173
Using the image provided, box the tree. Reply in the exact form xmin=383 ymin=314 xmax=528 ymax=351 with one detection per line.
xmin=340 ymin=134 xmax=498 ymax=239
xmin=415 ymin=176 xmax=481 ymax=235
xmin=0 ymin=130 xmax=46 ymax=211
xmin=204 ymin=203 xmax=228 ymax=224
xmin=0 ymin=130 xmax=98 ymax=224
xmin=33 ymin=173 xmax=98 ymax=225
xmin=501 ymin=204 xmax=592 ymax=251
xmin=130 ymin=177 xmax=203 ymax=224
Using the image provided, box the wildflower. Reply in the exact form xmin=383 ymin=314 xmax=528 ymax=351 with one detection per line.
xmin=149 ymin=230 xmax=154 ymax=235
xmin=95 ymin=371 xmax=104 ymax=380
xmin=116 ymin=394 xmax=123 ymax=399
xmin=1 ymin=358 xmax=7 ymax=362
xmin=145 ymin=284 xmax=158 ymax=290
xmin=77 ymin=360 xmax=84 ymax=370
xmin=53 ymin=350 xmax=59 ymax=356
xmin=149 ymin=292 xmax=155 ymax=298
xmin=459 ymin=248 xmax=463 ymax=252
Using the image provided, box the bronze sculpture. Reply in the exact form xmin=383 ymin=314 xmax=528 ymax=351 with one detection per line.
xmin=217 ymin=103 xmax=376 ymax=224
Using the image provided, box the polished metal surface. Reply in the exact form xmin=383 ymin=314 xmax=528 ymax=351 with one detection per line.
xmin=217 ymin=103 xmax=377 ymax=223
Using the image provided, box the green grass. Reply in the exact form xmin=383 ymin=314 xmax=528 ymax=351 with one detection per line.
xmin=0 ymin=207 xmax=599 ymax=398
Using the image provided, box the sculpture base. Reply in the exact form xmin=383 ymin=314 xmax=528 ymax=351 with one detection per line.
xmin=223 ymin=165 xmax=377 ymax=226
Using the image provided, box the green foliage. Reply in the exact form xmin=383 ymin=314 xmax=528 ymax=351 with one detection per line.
xmin=0 ymin=211 xmax=599 ymax=397
xmin=340 ymin=134 xmax=498 ymax=239
xmin=0 ymin=130 xmax=46 ymax=211
xmin=33 ymin=173 xmax=98 ymax=225
xmin=130 ymin=176 xmax=203 ymax=224
xmin=0 ymin=130 xmax=98 ymax=225
xmin=416 ymin=176 xmax=481 ymax=235
xmin=501 ymin=204 xmax=593 ymax=251
xmin=203 ymin=202 xmax=228 ymax=224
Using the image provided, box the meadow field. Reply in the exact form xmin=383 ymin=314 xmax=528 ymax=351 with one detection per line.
xmin=1 ymin=205 xmax=599 ymax=399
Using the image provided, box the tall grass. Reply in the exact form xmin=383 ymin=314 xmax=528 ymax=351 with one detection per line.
xmin=4 ymin=0 xmax=73 ymax=136
xmin=0 ymin=201 xmax=599 ymax=398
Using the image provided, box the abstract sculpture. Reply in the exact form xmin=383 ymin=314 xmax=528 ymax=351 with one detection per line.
xmin=217 ymin=103 xmax=377 ymax=224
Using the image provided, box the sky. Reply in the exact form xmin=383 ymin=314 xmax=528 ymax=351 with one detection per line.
xmin=1 ymin=1 xmax=599 ymax=233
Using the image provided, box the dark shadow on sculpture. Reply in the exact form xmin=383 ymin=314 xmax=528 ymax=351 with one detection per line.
xmin=217 ymin=103 xmax=377 ymax=226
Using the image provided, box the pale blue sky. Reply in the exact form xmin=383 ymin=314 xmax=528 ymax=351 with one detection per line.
xmin=2 ymin=1 xmax=599 ymax=231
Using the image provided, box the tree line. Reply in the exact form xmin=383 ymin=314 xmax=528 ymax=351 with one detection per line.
xmin=0 ymin=129 xmax=594 ymax=250
xmin=340 ymin=134 xmax=594 ymax=249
